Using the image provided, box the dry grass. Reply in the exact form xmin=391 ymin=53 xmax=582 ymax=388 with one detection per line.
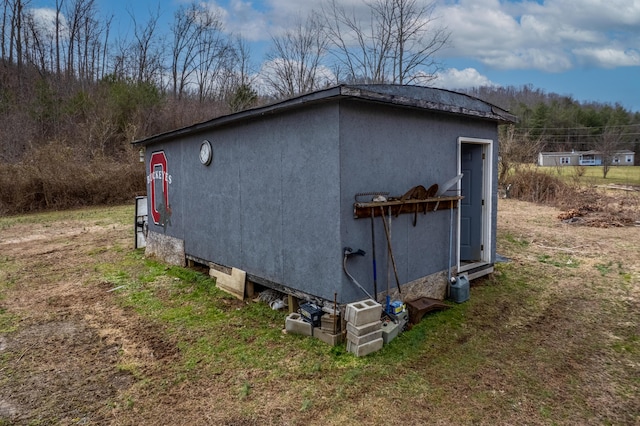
xmin=504 ymin=168 xmax=640 ymax=227
xmin=0 ymin=142 xmax=145 ymax=216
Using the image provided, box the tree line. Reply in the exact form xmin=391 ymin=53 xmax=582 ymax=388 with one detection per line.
xmin=465 ymin=85 xmax=640 ymax=178
xmin=2 ymin=0 xmax=450 ymax=102
xmin=1 ymin=0 xmax=453 ymax=162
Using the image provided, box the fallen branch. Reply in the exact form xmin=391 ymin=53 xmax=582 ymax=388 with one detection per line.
xmin=597 ymin=184 xmax=640 ymax=192
xmin=16 ymin=344 xmax=35 ymax=362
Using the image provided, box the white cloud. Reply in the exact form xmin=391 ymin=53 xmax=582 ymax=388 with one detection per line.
xmin=432 ymin=67 xmax=497 ymax=90
xmin=435 ymin=0 xmax=640 ymax=71
xmin=204 ymin=0 xmax=269 ymax=41
xmin=573 ymin=47 xmax=640 ymax=68
xmin=482 ymin=48 xmax=574 ymax=72
xmin=520 ymin=0 xmax=640 ymax=30
xmin=204 ymin=0 xmax=640 ymax=73
xmin=29 ymin=8 xmax=68 ymax=39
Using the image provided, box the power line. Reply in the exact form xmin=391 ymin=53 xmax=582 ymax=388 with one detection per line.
xmin=511 ymin=132 xmax=640 ymax=138
xmin=512 ymin=123 xmax=640 ymax=132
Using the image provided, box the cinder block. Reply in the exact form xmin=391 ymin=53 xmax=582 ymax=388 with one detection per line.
xmin=285 ymin=313 xmax=313 ymax=337
xmin=345 ymin=299 xmax=382 ymax=326
xmin=347 ymin=337 xmax=384 ymax=357
xmin=314 ymin=327 xmax=343 ymax=346
xmin=346 ymin=319 xmax=381 ymax=336
xmin=380 ymin=320 xmax=400 ymax=344
xmin=320 ymin=313 xmax=341 ymax=333
xmin=346 ymin=329 xmax=382 ymax=346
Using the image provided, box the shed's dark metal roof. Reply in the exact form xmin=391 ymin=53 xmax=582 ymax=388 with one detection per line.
xmin=133 ymin=84 xmax=517 ymax=146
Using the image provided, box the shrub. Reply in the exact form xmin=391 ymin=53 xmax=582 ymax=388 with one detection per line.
xmin=0 ymin=141 xmax=145 ymax=215
xmin=503 ymin=169 xmax=569 ymax=204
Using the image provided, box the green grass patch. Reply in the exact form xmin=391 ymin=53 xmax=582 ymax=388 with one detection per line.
xmin=0 ymin=204 xmax=133 ymax=229
xmin=538 ymin=253 xmax=580 ymax=268
xmin=595 ymin=261 xmax=613 ymax=276
xmin=534 ymin=165 xmax=640 ymax=186
xmin=300 ymin=398 xmax=312 ymax=411
xmin=100 ymin=254 xmax=492 ymax=392
xmin=102 ymin=257 xmax=304 ymax=377
xmin=0 ymin=256 xmax=19 ymax=334
xmin=0 ymin=255 xmax=20 ymax=291
xmin=239 ymin=381 xmax=252 ymax=399
xmin=612 ymin=335 xmax=639 ymax=355
xmin=0 ymin=306 xmax=18 ymax=333
xmin=502 ymin=232 xmax=530 ymax=249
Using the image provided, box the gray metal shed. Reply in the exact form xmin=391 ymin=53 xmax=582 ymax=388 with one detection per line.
xmin=134 ymin=84 xmax=515 ymax=306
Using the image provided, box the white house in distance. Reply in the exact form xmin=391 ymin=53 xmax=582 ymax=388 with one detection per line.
xmin=538 ymin=150 xmax=635 ymax=167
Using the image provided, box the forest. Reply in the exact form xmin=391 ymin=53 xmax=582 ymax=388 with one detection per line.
xmin=1 ymin=0 xmax=639 ymax=215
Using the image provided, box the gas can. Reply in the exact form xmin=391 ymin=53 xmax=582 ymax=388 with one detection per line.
xmin=449 ymin=275 xmax=470 ymax=303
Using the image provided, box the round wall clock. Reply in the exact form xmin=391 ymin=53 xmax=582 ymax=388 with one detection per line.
xmin=199 ymin=140 xmax=213 ymax=166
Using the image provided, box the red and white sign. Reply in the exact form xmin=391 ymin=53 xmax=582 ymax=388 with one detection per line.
xmin=147 ymin=151 xmax=172 ymax=226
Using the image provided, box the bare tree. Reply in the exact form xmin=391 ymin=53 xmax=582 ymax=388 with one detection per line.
xmin=77 ymin=3 xmax=96 ymax=81
xmin=1 ymin=0 xmax=32 ymax=68
xmin=389 ymin=0 xmax=450 ymax=84
xmin=498 ymin=124 xmax=544 ymax=184
xmin=54 ymin=0 xmax=62 ymax=75
xmin=52 ymin=0 xmax=108 ymax=82
xmin=321 ymin=0 xmax=388 ymax=83
xmin=169 ymin=2 xmax=203 ymax=99
xmin=321 ymin=0 xmax=449 ymax=84
xmin=169 ymin=3 xmax=231 ymax=101
xmin=99 ymin=14 xmax=110 ymax=80
xmin=64 ymin=0 xmax=88 ymax=77
xmin=17 ymin=0 xmax=105 ymax=81
xmin=124 ymin=6 xmax=164 ymax=85
xmin=8 ymin=0 xmax=28 ymax=71
xmin=223 ymin=36 xmax=258 ymax=112
xmin=233 ymin=36 xmax=253 ymax=88
xmin=23 ymin=8 xmax=49 ymax=73
xmin=598 ymin=126 xmax=624 ymax=179
xmin=2 ymin=0 xmax=9 ymax=61
xmin=193 ymin=8 xmax=230 ymax=102
xmin=262 ymin=14 xmax=329 ymax=98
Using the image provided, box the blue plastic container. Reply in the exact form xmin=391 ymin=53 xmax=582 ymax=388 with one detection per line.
xmin=449 ymin=275 xmax=470 ymax=303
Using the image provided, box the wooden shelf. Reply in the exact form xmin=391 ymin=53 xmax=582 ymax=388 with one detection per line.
xmin=353 ymin=196 xmax=463 ymax=219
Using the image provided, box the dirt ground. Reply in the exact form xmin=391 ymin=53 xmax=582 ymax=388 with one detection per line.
xmin=0 ymin=218 xmax=182 ymax=424
xmin=0 ymin=190 xmax=639 ymax=425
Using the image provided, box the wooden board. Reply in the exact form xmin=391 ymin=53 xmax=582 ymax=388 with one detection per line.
xmin=210 ymin=266 xmax=246 ymax=300
xmin=353 ymin=196 xmax=462 ymax=219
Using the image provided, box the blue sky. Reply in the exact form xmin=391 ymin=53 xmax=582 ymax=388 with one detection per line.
xmin=32 ymin=0 xmax=640 ymax=111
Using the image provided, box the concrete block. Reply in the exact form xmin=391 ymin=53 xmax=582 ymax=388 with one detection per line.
xmin=146 ymin=231 xmax=185 ymax=266
xmin=346 ymin=319 xmax=381 ymax=336
xmin=347 ymin=329 xmax=382 ymax=346
xmin=285 ymin=313 xmax=313 ymax=337
xmin=320 ymin=313 xmax=340 ymax=333
xmin=345 ymin=299 xmax=382 ymax=326
xmin=380 ymin=320 xmax=401 ymax=344
xmin=314 ymin=327 xmax=342 ymax=346
xmin=347 ymin=337 xmax=384 ymax=357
